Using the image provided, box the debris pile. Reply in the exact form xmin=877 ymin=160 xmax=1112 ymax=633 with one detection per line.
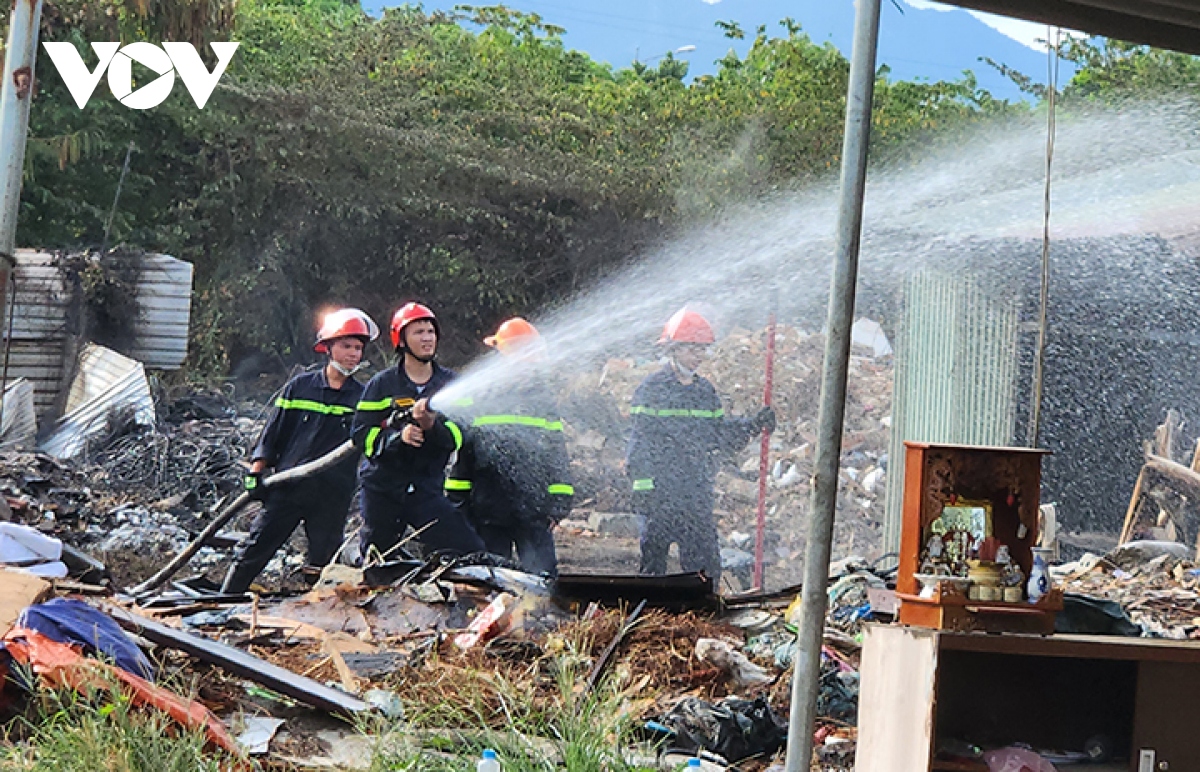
xmin=1059 ymin=542 xmax=1200 ymax=638
xmin=0 ymin=540 xmax=872 ymax=770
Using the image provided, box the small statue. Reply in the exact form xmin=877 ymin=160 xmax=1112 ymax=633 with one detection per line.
xmin=920 ymin=534 xmax=949 ymax=574
xmin=996 ymin=545 xmax=1024 ymax=587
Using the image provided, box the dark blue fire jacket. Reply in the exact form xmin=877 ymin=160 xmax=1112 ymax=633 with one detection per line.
xmin=625 ymin=364 xmax=756 ymax=496
xmin=444 ymin=383 xmax=574 ymax=527
xmin=351 ymin=363 xmax=462 ymax=495
xmin=253 ymin=367 xmax=364 ymax=491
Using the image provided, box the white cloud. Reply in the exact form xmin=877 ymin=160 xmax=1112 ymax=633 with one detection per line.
xmin=904 ymin=0 xmax=1063 ymax=52
xmin=969 ymin=11 xmax=1053 ymax=51
xmin=700 ymin=0 xmax=722 ymax=4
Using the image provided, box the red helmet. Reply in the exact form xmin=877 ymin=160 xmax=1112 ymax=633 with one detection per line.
xmin=390 ymin=302 xmax=439 ymax=350
xmin=484 ymin=317 xmax=540 ymax=356
xmin=314 ymin=308 xmax=379 ymax=353
xmin=660 ymin=308 xmax=715 ymax=344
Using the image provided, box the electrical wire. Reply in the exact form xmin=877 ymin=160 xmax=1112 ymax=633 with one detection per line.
xmin=1028 ymin=25 xmax=1060 ymax=447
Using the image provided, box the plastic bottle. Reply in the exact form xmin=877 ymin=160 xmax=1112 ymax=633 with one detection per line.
xmin=686 ymin=760 xmax=701 ymax=770
xmin=477 ymin=748 xmax=501 ymax=772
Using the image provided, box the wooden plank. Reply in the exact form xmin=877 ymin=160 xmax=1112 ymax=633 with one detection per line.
xmin=0 ymin=569 xmax=53 ymax=636
xmin=1146 ymin=454 xmax=1200 ymax=497
xmin=938 ymin=631 xmax=1200 ymax=664
xmin=1119 ymin=467 xmax=1148 ymax=545
xmin=100 ymin=602 xmax=370 ymax=715
xmin=323 ymin=632 xmax=376 ymax=695
xmin=856 ymin=624 xmax=939 ymax=772
xmin=1191 ymin=437 xmax=1200 ymax=473
xmin=1155 ymin=409 xmax=1182 ymax=460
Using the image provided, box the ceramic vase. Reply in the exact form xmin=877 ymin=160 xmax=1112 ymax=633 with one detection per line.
xmin=1026 ymin=547 xmax=1053 ymax=603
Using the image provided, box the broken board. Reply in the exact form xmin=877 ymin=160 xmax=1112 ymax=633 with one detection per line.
xmin=101 ymin=602 xmax=369 ymax=715
xmin=0 ymin=568 xmax=53 ymax=636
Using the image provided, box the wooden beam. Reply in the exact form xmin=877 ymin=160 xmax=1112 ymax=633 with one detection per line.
xmin=100 ymin=603 xmax=369 ymax=715
xmin=1120 ymin=467 xmax=1148 ymax=545
xmin=1145 ymin=454 xmax=1200 ymax=497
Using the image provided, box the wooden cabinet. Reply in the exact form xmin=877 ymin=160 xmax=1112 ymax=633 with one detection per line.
xmin=897 ymin=442 xmax=1060 ymax=634
xmin=857 ymin=624 xmax=1200 ymax=771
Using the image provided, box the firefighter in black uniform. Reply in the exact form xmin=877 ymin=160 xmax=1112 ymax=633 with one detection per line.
xmin=222 ymin=308 xmax=379 ymax=593
xmin=351 ymin=302 xmax=486 ymax=561
xmin=445 ymin=318 xmax=573 ymax=576
xmin=627 ymin=308 xmax=776 ymax=578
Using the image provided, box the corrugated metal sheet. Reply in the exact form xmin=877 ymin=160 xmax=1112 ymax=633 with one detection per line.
xmin=0 ymin=378 xmax=37 ymax=449
xmin=40 ymin=343 xmax=154 ymax=460
xmin=5 ymin=251 xmax=70 ymax=416
xmin=123 ymin=253 xmax=193 ymax=369
xmin=2 ymin=250 xmax=192 ymax=418
xmin=882 ymin=270 xmax=1020 ymax=551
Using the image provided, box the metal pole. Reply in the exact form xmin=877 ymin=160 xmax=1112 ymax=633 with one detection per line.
xmin=753 ymin=301 xmax=777 ymax=590
xmin=783 ymin=0 xmax=881 ymax=769
xmin=100 ymin=141 xmax=136 ymax=256
xmin=0 ymin=0 xmax=44 ymax=309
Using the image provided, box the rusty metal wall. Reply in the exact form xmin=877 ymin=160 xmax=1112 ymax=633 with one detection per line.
xmin=6 ymin=251 xmax=70 ymax=416
xmin=4 ymin=250 xmax=193 ymax=418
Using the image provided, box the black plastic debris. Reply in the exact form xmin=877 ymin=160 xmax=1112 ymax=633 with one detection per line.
xmin=658 ymin=695 xmax=787 ymax=763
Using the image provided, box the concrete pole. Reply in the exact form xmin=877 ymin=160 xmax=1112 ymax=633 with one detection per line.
xmin=0 ymin=0 xmax=44 ymax=299
xmin=782 ymin=0 xmax=881 ymax=770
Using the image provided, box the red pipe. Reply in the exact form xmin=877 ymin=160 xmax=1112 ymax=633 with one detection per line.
xmin=753 ymin=309 xmax=777 ymax=590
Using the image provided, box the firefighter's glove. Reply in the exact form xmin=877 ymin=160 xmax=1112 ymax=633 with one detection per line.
xmin=753 ymin=406 xmax=777 ymax=434
xmin=243 ymin=472 xmax=268 ymax=501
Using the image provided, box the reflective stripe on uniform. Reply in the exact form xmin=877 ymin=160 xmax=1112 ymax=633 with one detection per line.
xmin=357 ymin=398 xmax=393 ymax=411
xmin=275 ymin=397 xmax=355 ymax=416
xmin=446 ymin=420 xmax=463 ymax=451
xmin=471 ymin=415 xmax=564 ymax=431
xmin=365 ymin=426 xmax=382 ymax=457
xmin=547 ymin=483 xmax=574 ymax=495
xmin=445 ymin=478 xmax=472 ymax=491
xmin=632 ymin=478 xmax=654 ymax=491
xmin=629 ymin=406 xmax=724 ymax=418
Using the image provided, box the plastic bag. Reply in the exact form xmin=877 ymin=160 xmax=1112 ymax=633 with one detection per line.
xmin=983 ymin=747 xmax=1058 ymax=772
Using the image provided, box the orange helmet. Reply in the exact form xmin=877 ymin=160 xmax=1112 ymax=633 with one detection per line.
xmin=484 ymin=317 xmax=540 ymax=356
xmin=314 ymin=308 xmax=379 ymax=353
xmin=659 ymin=308 xmax=715 ymax=344
xmin=390 ymin=302 xmax=439 ymax=350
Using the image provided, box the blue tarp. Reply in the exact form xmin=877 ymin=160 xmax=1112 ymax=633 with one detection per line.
xmin=16 ymin=598 xmax=154 ymax=679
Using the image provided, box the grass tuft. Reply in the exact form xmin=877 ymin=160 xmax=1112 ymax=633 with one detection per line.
xmin=0 ymin=668 xmax=233 ymax=772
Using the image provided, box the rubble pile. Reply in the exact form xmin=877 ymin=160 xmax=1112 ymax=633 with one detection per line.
xmin=0 ymin=388 xmax=266 ymax=587
xmin=0 ymin=546 xmax=869 ymax=771
xmin=0 ymin=451 xmax=106 ymax=529
xmin=562 ymin=324 xmax=893 ymax=588
xmin=1059 ymin=543 xmax=1200 ymax=638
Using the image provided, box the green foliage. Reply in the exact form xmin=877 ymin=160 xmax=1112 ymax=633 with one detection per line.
xmin=14 ymin=1 xmax=1015 ymax=374
xmin=1059 ymin=37 xmax=1200 ymax=102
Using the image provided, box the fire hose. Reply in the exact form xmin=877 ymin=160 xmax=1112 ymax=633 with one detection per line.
xmin=129 ymin=405 xmax=417 ymax=598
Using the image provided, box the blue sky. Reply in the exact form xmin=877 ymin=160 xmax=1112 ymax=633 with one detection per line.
xmin=365 ymin=0 xmax=1073 ymax=101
